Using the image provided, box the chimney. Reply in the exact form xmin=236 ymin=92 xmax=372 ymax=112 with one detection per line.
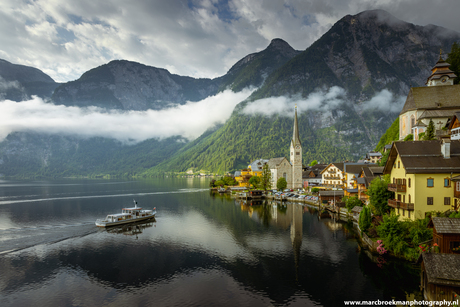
xmin=441 ymin=137 xmax=451 ymax=159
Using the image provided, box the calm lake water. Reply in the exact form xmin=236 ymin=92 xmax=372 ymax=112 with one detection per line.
xmin=0 ymin=178 xmax=422 ymax=306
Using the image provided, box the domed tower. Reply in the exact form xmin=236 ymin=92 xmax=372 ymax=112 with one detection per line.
xmin=426 ymin=52 xmax=457 ymax=86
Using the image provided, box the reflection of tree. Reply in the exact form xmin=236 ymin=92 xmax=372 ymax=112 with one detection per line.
xmin=252 ymin=203 xmax=272 ymax=227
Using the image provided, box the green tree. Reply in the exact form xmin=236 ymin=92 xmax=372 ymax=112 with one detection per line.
xmin=345 ymin=196 xmax=363 ymax=212
xmin=222 ymin=175 xmax=237 ymax=186
xmin=311 ymin=187 xmax=320 ymax=194
xmin=214 ymin=180 xmax=224 ymax=187
xmin=403 ymin=134 xmax=413 ymax=141
xmin=378 ymin=150 xmax=390 ymax=167
xmin=259 ymin=164 xmax=272 ymax=191
xmin=248 ymin=176 xmax=261 ymax=189
xmin=359 ymin=206 xmax=372 ymax=232
xmin=277 ymin=177 xmax=287 ymax=191
xmin=424 ymin=119 xmax=436 ymax=140
xmin=447 ymin=41 xmax=460 ymax=85
xmin=309 ymin=160 xmax=318 ymax=166
xmin=367 ymin=174 xmax=394 ymax=216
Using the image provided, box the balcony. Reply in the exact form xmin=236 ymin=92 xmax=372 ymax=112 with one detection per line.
xmin=455 ymin=190 xmax=460 ymax=199
xmin=324 ymin=176 xmax=340 ymax=180
xmin=388 ymin=183 xmax=406 ymax=192
xmin=388 ymin=199 xmax=414 ymax=210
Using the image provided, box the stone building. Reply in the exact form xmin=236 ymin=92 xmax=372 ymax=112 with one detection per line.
xmin=269 ymin=106 xmax=303 ymax=190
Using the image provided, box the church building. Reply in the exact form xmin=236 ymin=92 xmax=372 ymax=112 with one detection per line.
xmin=399 ymin=53 xmax=459 ymax=140
xmin=269 ymin=106 xmax=303 ymax=189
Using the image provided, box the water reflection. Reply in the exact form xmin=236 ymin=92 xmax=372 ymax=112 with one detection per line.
xmin=0 ymin=180 xmax=423 ymax=306
xmin=104 ymin=218 xmax=156 ymax=238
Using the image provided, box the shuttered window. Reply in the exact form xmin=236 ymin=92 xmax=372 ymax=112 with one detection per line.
xmin=445 ymin=197 xmax=451 ymax=206
xmin=427 ymin=197 xmax=433 ymax=205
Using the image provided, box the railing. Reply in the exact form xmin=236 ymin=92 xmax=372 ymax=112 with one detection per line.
xmin=388 ymin=199 xmax=414 ymax=210
xmin=324 ymin=176 xmax=340 ymax=180
xmin=388 ymin=183 xmax=406 ymax=192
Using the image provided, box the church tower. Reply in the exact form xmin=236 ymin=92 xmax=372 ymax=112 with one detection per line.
xmin=290 ymin=105 xmax=303 ymax=189
xmin=426 ymin=52 xmax=457 ymax=86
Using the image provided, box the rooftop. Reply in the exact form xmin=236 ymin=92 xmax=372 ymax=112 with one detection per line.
xmin=422 ymin=253 xmax=460 ymax=287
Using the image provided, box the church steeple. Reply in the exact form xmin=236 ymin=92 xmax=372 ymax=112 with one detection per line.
xmin=290 ymin=105 xmax=302 ymax=189
xmin=426 ymin=51 xmax=457 ymax=86
xmin=291 ymin=105 xmax=301 ymax=147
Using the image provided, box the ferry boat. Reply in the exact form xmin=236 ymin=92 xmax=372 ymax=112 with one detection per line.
xmin=95 ymin=200 xmax=156 ymax=227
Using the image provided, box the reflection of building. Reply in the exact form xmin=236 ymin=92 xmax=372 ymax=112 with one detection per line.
xmin=290 ymin=204 xmax=303 ymax=281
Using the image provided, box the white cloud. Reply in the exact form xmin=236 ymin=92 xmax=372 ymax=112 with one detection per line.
xmin=242 ymin=86 xmax=347 ymax=116
xmin=0 ymin=88 xmax=254 ymax=143
xmin=360 ymin=89 xmax=406 ymax=113
xmin=242 ymin=86 xmax=405 ymax=116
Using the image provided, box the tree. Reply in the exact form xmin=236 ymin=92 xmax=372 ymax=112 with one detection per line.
xmin=259 ymin=164 xmax=272 ymax=191
xmin=378 ymin=150 xmax=390 ymax=167
xmin=209 ymin=179 xmax=216 ymax=187
xmin=447 ymin=41 xmax=460 ymax=85
xmin=309 ymin=160 xmax=318 ymax=166
xmin=424 ymin=119 xmax=436 ymax=140
xmin=403 ymin=134 xmax=413 ymax=141
xmin=222 ymin=175 xmax=237 ymax=186
xmin=214 ymin=180 xmax=224 ymax=187
xmin=248 ymin=176 xmax=261 ymax=189
xmin=359 ymin=206 xmax=372 ymax=232
xmin=311 ymin=187 xmax=320 ymax=194
xmin=366 ymin=174 xmax=394 ymax=216
xmin=345 ymin=196 xmax=363 ymax=212
xmin=277 ymin=177 xmax=287 ymax=191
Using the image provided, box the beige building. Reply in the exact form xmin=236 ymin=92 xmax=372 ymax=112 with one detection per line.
xmin=399 ymin=55 xmax=459 ymax=141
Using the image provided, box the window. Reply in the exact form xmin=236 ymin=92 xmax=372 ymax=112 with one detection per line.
xmin=398 ymin=161 xmax=400 ymax=168
xmin=296 ymin=152 xmax=300 ymax=155
xmin=408 ymin=210 xmax=411 ymax=218
xmin=408 ymin=194 xmax=411 ymax=203
xmin=408 ymin=178 xmax=411 ymax=188
xmin=445 ymin=197 xmax=451 ymax=206
xmin=402 ymin=209 xmax=405 ymax=216
xmin=427 ymin=178 xmax=434 ymax=187
xmin=444 ymin=178 xmax=451 ymax=187
xmin=450 ymin=241 xmax=460 ymax=251
xmin=427 ymin=197 xmax=433 ymax=205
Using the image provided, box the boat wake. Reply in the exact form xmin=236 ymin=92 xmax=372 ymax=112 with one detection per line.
xmin=0 ymin=188 xmax=209 ymax=206
xmin=0 ymin=222 xmax=97 ymax=255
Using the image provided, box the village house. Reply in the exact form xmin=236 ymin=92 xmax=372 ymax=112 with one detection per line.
xmin=420 ymin=253 xmax=460 ymax=302
xmin=302 ymin=164 xmax=327 ymax=189
xmin=428 ymin=217 xmax=460 ymax=254
xmin=343 ymin=163 xmax=376 ymax=198
xmin=320 ymin=163 xmax=344 ymax=189
xmin=365 ymin=151 xmax=382 ymax=164
xmin=357 ymin=166 xmax=384 ymax=204
xmin=383 ymin=139 xmax=460 ymax=220
xmin=234 ymin=159 xmax=269 ymax=187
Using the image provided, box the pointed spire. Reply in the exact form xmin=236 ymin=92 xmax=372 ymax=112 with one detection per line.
xmin=292 ymin=105 xmax=301 ymax=147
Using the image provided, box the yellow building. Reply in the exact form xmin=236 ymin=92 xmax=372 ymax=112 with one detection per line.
xmin=234 ymin=159 xmax=269 ymax=187
xmin=383 ymin=139 xmax=460 ymax=220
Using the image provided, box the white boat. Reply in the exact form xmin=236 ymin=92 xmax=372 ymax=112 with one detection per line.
xmin=95 ymin=200 xmax=156 ymax=228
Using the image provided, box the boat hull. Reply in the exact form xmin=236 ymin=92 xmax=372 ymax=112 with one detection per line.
xmin=95 ymin=212 xmax=156 ymax=228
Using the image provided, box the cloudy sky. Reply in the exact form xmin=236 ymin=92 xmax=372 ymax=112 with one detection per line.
xmin=1 ymin=0 xmax=460 ymax=83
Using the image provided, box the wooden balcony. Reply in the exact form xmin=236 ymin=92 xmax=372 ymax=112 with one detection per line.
xmin=388 ymin=199 xmax=414 ymax=210
xmin=388 ymin=183 xmax=406 ymax=192
xmin=455 ymin=190 xmax=460 ymax=199
xmin=324 ymin=176 xmax=340 ymax=180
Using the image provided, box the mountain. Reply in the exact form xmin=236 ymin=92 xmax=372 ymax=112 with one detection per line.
xmin=145 ymin=10 xmax=460 ymax=174
xmin=0 ymin=39 xmax=300 ymax=177
xmin=51 ymin=39 xmax=300 ymax=111
xmin=253 ymin=9 xmax=460 ymax=100
xmin=0 ymin=59 xmax=59 ymax=101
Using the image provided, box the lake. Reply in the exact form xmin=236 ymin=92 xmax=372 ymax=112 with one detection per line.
xmin=0 ymin=178 xmax=422 ymax=306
